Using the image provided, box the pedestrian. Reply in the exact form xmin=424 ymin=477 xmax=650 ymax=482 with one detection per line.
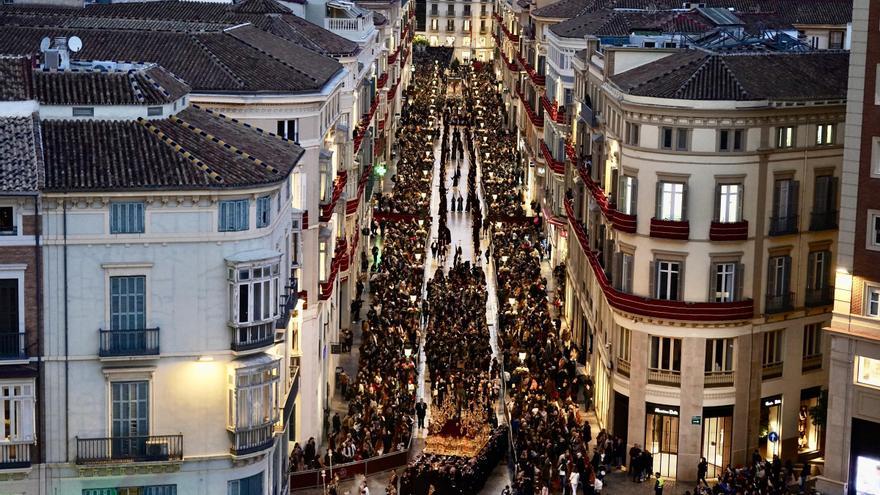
xmin=654 ymin=473 xmax=664 ymax=495
xmin=697 ymin=456 xmax=708 ymax=485
xmin=415 ymin=398 xmax=427 ymax=429
xmin=569 ymin=469 xmax=580 ymax=495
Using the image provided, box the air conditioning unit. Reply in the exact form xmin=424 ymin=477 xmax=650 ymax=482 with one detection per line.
xmin=146 ymin=440 xmax=169 ymax=458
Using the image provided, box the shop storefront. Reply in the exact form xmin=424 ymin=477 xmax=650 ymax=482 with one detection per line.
xmin=798 ymin=387 xmax=823 ymax=456
xmin=613 ymin=392 xmax=629 ymax=445
xmin=849 ymin=418 xmax=880 ymax=495
xmin=594 ymin=359 xmax=610 ymax=428
xmin=646 ymin=403 xmax=680 ymax=478
xmin=701 ymin=406 xmax=733 ymax=478
xmin=760 ymin=395 xmax=783 ymax=460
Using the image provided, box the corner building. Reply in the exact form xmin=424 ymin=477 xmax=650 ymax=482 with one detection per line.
xmin=564 ymin=46 xmax=847 ymax=481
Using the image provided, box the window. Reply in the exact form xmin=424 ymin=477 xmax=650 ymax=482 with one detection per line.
xmin=650 ymin=336 xmax=682 ymax=372
xmin=643 ymin=41 xmax=656 ymax=48
xmin=718 ymin=129 xmax=744 ymax=152
xmin=776 ymin=126 xmax=796 ymax=148
xmin=431 ymin=18 xmax=438 ymax=30
xmin=463 ymin=20 xmax=471 ymax=31
xmin=625 ymin=122 xmax=640 ymax=146
xmin=219 ymin=199 xmax=249 ymax=232
xmin=871 ymin=213 xmax=880 ymax=249
xmin=147 ymin=106 xmax=163 ymax=117
xmin=72 ymin=107 xmax=94 ymax=117
xmin=430 ymin=3 xmax=437 ymax=14
xmin=710 ymin=262 xmax=740 ymax=302
xmin=481 ymin=4 xmax=487 ymax=15
xmin=84 ymin=486 xmax=177 ymax=495
xmin=715 ymin=183 xmax=742 ymax=223
xmin=806 ymin=250 xmax=830 ymax=292
xmin=829 ymin=30 xmax=844 ymax=49
xmin=766 ymin=255 xmax=792 ymax=299
xmin=618 ymin=175 xmax=637 ymax=215
xmin=256 ymin=196 xmax=271 ymax=228
xmin=617 ymin=327 xmax=631 ymax=361
xmin=446 ymin=19 xmax=455 ymax=31
xmin=228 ymin=362 xmax=279 ymax=432
xmin=480 ymin=20 xmax=487 ymax=32
xmin=621 ymin=252 xmax=634 ymax=293
xmin=856 ymin=356 xmax=880 ymax=389
xmin=110 ymin=276 xmax=146 ymax=330
xmin=0 ymin=381 xmax=35 ymax=442
xmin=653 ymin=260 xmax=681 ymax=301
xmin=802 ymin=323 xmax=822 ymax=359
xmin=463 ymin=5 xmax=471 ymax=15
xmin=0 ymin=278 xmax=20 ymax=355
xmin=811 ymin=174 xmax=837 ymax=231
xmin=770 ymin=178 xmax=799 ymax=235
xmin=446 ymin=4 xmax=453 ymax=15
xmin=276 ymin=119 xmax=299 ymax=142
xmin=0 ymin=206 xmax=14 ymax=234
xmin=816 ymin=123 xmax=835 ymax=145
xmin=664 ymin=42 xmax=677 ymax=48
xmin=229 ymin=262 xmax=280 ymax=325
xmin=866 ymin=286 xmax=880 ymax=317
xmin=660 ymin=127 xmax=688 ymax=151
xmin=110 ymin=202 xmax=145 ymax=234
xmin=705 ymin=338 xmax=734 ymax=373
xmin=228 ymin=473 xmax=264 ymax=495
xmin=656 ymin=181 xmax=686 ymax=221
xmin=762 ymin=330 xmax=784 ymax=367
xmin=111 ymin=381 xmax=149 ymax=457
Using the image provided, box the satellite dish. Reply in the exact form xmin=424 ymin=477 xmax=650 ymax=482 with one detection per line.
xmin=67 ymin=36 xmax=83 ymax=53
xmin=40 ymin=37 xmax=51 ymax=51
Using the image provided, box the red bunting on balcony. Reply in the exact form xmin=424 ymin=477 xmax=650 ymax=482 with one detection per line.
xmin=319 ymin=171 xmax=348 ymax=223
xmin=564 ymin=199 xmax=752 ymax=321
xmin=539 ymin=140 xmax=565 ymax=175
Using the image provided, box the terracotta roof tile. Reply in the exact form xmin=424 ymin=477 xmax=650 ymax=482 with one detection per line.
xmin=0 ymin=115 xmax=42 ymax=193
xmin=40 ymin=105 xmax=303 ymax=191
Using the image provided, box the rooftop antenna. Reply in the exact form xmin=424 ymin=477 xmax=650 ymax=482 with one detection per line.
xmin=40 ymin=37 xmax=51 ymax=52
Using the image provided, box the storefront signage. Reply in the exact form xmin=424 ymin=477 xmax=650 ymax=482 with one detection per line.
xmin=653 ymin=407 xmax=679 ymax=416
xmin=763 ymin=397 xmax=782 ymax=407
xmin=691 ymin=416 xmax=701 ymax=425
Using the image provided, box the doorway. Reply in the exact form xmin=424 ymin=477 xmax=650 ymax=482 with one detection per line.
xmin=701 ymin=406 xmax=733 ymax=478
xmin=646 ymin=403 xmax=680 ymax=478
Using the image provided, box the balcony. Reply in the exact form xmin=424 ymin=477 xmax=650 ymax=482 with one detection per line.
xmin=230 ymin=423 xmax=274 ymax=457
xmin=76 ymin=434 xmax=183 ymax=464
xmin=98 ymin=328 xmax=159 ymax=358
xmin=765 ymin=292 xmax=794 ymax=314
xmin=802 ymin=354 xmax=822 ymax=372
xmin=0 ymin=332 xmax=25 ymax=359
xmin=324 ymin=15 xmax=375 ymax=43
xmin=805 ymin=285 xmax=833 ymax=307
xmin=762 ymin=362 xmax=783 ymax=380
xmin=565 ymin=198 xmax=754 ymax=322
xmin=0 ymin=442 xmax=31 ymax=469
xmin=648 ymin=369 xmax=681 ymax=387
xmin=611 ymin=210 xmax=637 ymax=233
xmin=704 ymin=371 xmax=735 ymax=388
xmin=809 ymin=210 xmax=838 ymax=231
xmin=276 ymin=277 xmax=300 ymax=330
xmin=539 ymin=140 xmax=565 ymax=175
xmin=769 ymin=215 xmax=798 ymax=236
xmin=231 ymin=322 xmax=275 ymax=352
xmin=649 ymin=218 xmax=690 ymax=240
xmin=616 ymin=358 xmax=630 ymax=378
xmin=709 ymin=221 xmax=748 ymax=241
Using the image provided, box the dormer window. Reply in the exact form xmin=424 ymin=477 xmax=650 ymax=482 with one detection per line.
xmin=72 ymin=107 xmax=94 ymax=117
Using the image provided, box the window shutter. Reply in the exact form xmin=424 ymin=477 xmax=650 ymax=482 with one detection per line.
xmin=630 ymin=177 xmax=639 ymax=216
xmin=708 ymin=263 xmax=718 ymax=302
xmin=612 ymin=252 xmax=622 ymax=290
xmin=814 ymin=176 xmax=829 ymax=213
xmin=830 ymin=177 xmax=839 ymax=211
xmin=772 ymin=180 xmax=782 ymax=219
xmin=713 ymin=183 xmax=722 ymax=222
xmin=681 ymin=182 xmax=689 ymax=221
xmin=617 ymin=173 xmax=626 ymax=211
xmin=766 ymin=258 xmax=777 ymax=297
xmin=655 ymin=182 xmax=663 ymax=219
xmin=649 ymin=261 xmax=656 ymax=298
xmin=737 ymin=184 xmax=744 ymax=223
xmin=789 ymin=180 xmax=800 ymax=220
xmin=782 ymin=256 xmax=792 ymax=294
xmin=735 ymin=263 xmax=745 ymax=301
xmin=821 ymin=250 xmax=831 ymax=288
xmin=806 ymin=251 xmax=817 ymax=290
xmin=677 ymin=262 xmax=685 ymax=301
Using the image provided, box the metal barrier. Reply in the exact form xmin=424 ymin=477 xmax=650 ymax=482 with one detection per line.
xmin=290 ymin=441 xmax=411 ymax=490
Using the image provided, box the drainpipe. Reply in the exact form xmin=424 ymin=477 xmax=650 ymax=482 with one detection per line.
xmin=32 ymin=193 xmax=44 ymax=468
xmin=62 ymin=198 xmax=69 ymax=463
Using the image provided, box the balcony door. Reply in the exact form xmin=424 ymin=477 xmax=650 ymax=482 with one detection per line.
xmin=0 ymin=279 xmax=19 ymax=356
xmin=110 ymin=276 xmax=147 ymax=353
xmin=111 ymin=381 xmax=149 ymax=458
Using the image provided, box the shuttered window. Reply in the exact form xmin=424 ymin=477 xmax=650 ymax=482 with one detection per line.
xmin=110 ymin=276 xmax=146 ymax=331
xmin=219 ymin=199 xmax=249 ymax=232
xmin=110 ymin=202 xmax=145 ymax=234
xmin=256 ymin=196 xmax=271 ymax=228
xmin=656 ymin=181 xmax=686 ymax=221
